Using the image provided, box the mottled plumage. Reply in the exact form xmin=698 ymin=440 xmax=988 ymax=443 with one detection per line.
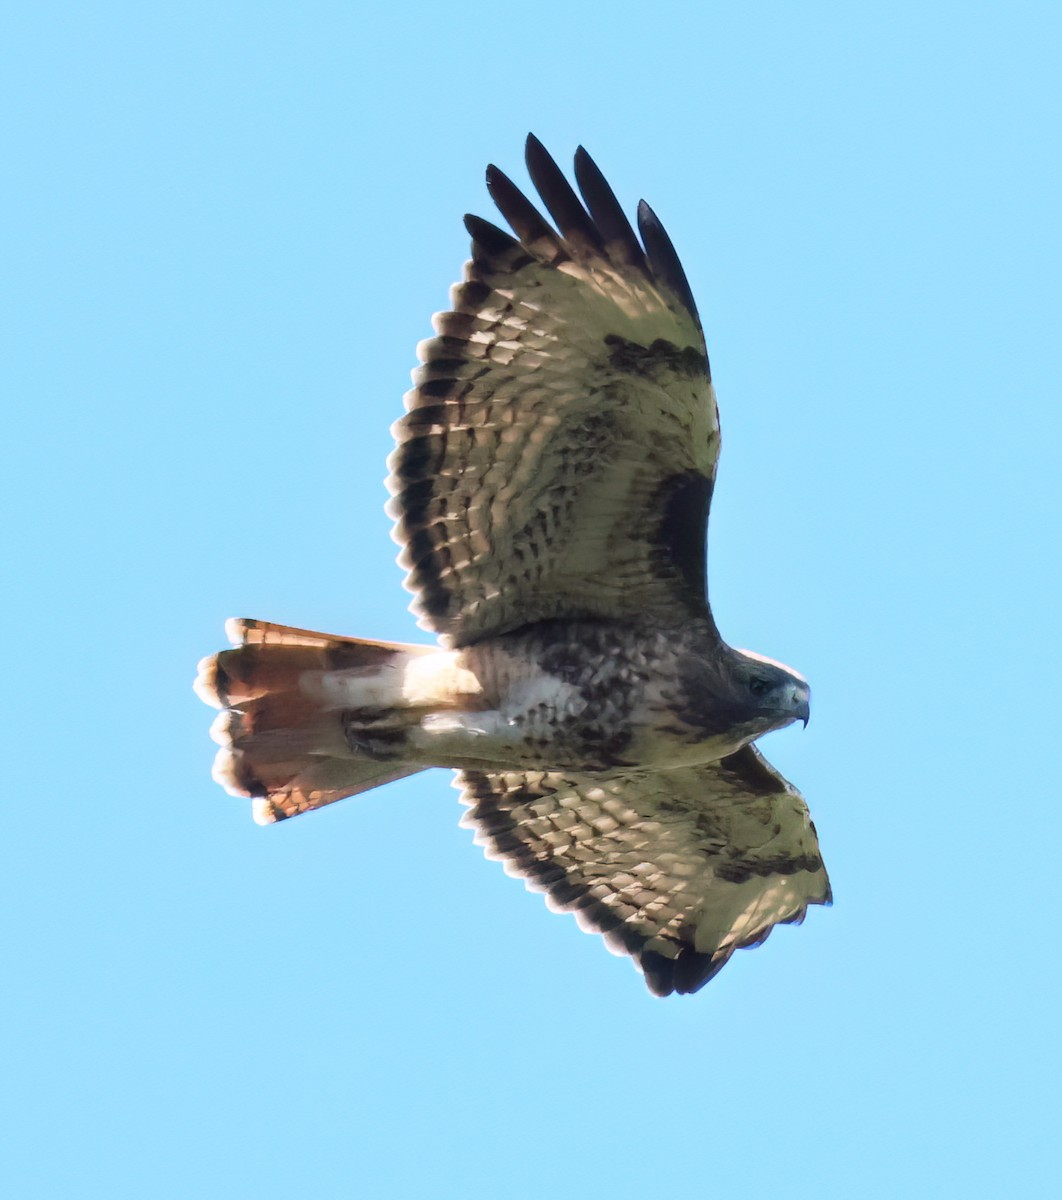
xmin=195 ymin=136 xmax=829 ymax=996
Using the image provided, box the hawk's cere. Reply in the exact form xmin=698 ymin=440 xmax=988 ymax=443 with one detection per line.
xmin=195 ymin=135 xmax=830 ymax=996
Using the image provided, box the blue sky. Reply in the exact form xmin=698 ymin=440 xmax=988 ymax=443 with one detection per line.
xmin=4 ymin=2 xmax=1060 ymax=1196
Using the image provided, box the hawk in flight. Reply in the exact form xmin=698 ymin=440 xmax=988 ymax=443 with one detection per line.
xmin=195 ymin=136 xmax=830 ymax=995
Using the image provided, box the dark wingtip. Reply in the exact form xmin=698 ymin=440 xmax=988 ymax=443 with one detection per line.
xmin=463 ymin=212 xmax=520 ymax=256
xmin=483 ymin=138 xmax=700 ymax=327
xmin=485 ymin=161 xmax=564 ymax=253
xmin=573 ymin=145 xmax=646 ymax=270
xmin=523 ymin=135 xmax=603 ymax=252
xmin=524 ymin=132 xmax=547 ymax=174
xmin=483 ymin=164 xmax=505 ymax=205
xmin=637 ymin=199 xmax=701 ymax=327
xmin=640 ymin=942 xmax=732 ymax=996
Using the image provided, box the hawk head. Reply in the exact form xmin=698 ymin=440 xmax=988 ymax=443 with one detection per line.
xmin=674 ymin=641 xmax=810 ymax=756
xmin=731 ymin=648 xmax=810 ymax=731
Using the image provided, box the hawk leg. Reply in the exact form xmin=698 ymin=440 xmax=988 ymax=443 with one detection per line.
xmin=342 ymin=707 xmax=421 ymax=761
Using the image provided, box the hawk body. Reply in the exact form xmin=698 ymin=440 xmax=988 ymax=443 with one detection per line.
xmin=344 ymin=617 xmax=809 ymax=775
xmin=196 ymin=137 xmax=829 ymax=995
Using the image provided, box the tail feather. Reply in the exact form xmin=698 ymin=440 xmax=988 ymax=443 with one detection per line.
xmin=195 ymin=619 xmax=432 ymax=823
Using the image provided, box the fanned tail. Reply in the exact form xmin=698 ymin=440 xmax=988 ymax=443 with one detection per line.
xmin=194 ymin=619 xmax=430 ymax=823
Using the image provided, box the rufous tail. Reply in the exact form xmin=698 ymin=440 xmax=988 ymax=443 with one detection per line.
xmin=194 ymin=619 xmax=431 ymax=823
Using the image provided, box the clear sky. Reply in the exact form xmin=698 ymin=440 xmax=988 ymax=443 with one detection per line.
xmin=4 ymin=2 xmax=1060 ymax=1197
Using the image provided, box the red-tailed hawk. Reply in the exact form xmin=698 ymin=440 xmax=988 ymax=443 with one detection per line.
xmin=195 ymin=136 xmax=830 ymax=996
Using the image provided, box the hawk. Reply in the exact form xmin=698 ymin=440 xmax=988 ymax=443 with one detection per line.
xmin=195 ymin=135 xmax=830 ymax=996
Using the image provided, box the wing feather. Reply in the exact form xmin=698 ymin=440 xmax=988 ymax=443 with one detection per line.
xmin=388 ymin=136 xmax=720 ymax=646
xmin=572 ymin=145 xmax=647 ymax=270
xmin=485 ymin=163 xmax=566 ymax=258
xmin=458 ymin=745 xmax=830 ymax=996
xmin=637 ymin=199 xmax=702 ymax=331
xmin=524 ymin=133 xmax=606 ymax=253
xmin=463 ymin=213 xmax=523 ymax=259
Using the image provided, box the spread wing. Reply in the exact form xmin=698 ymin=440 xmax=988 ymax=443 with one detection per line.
xmin=387 ymin=135 xmax=720 ymax=647
xmin=458 ymin=745 xmax=830 ymax=996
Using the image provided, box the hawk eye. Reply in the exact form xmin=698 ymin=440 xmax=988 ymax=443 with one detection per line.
xmin=749 ymin=678 xmax=770 ymax=697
